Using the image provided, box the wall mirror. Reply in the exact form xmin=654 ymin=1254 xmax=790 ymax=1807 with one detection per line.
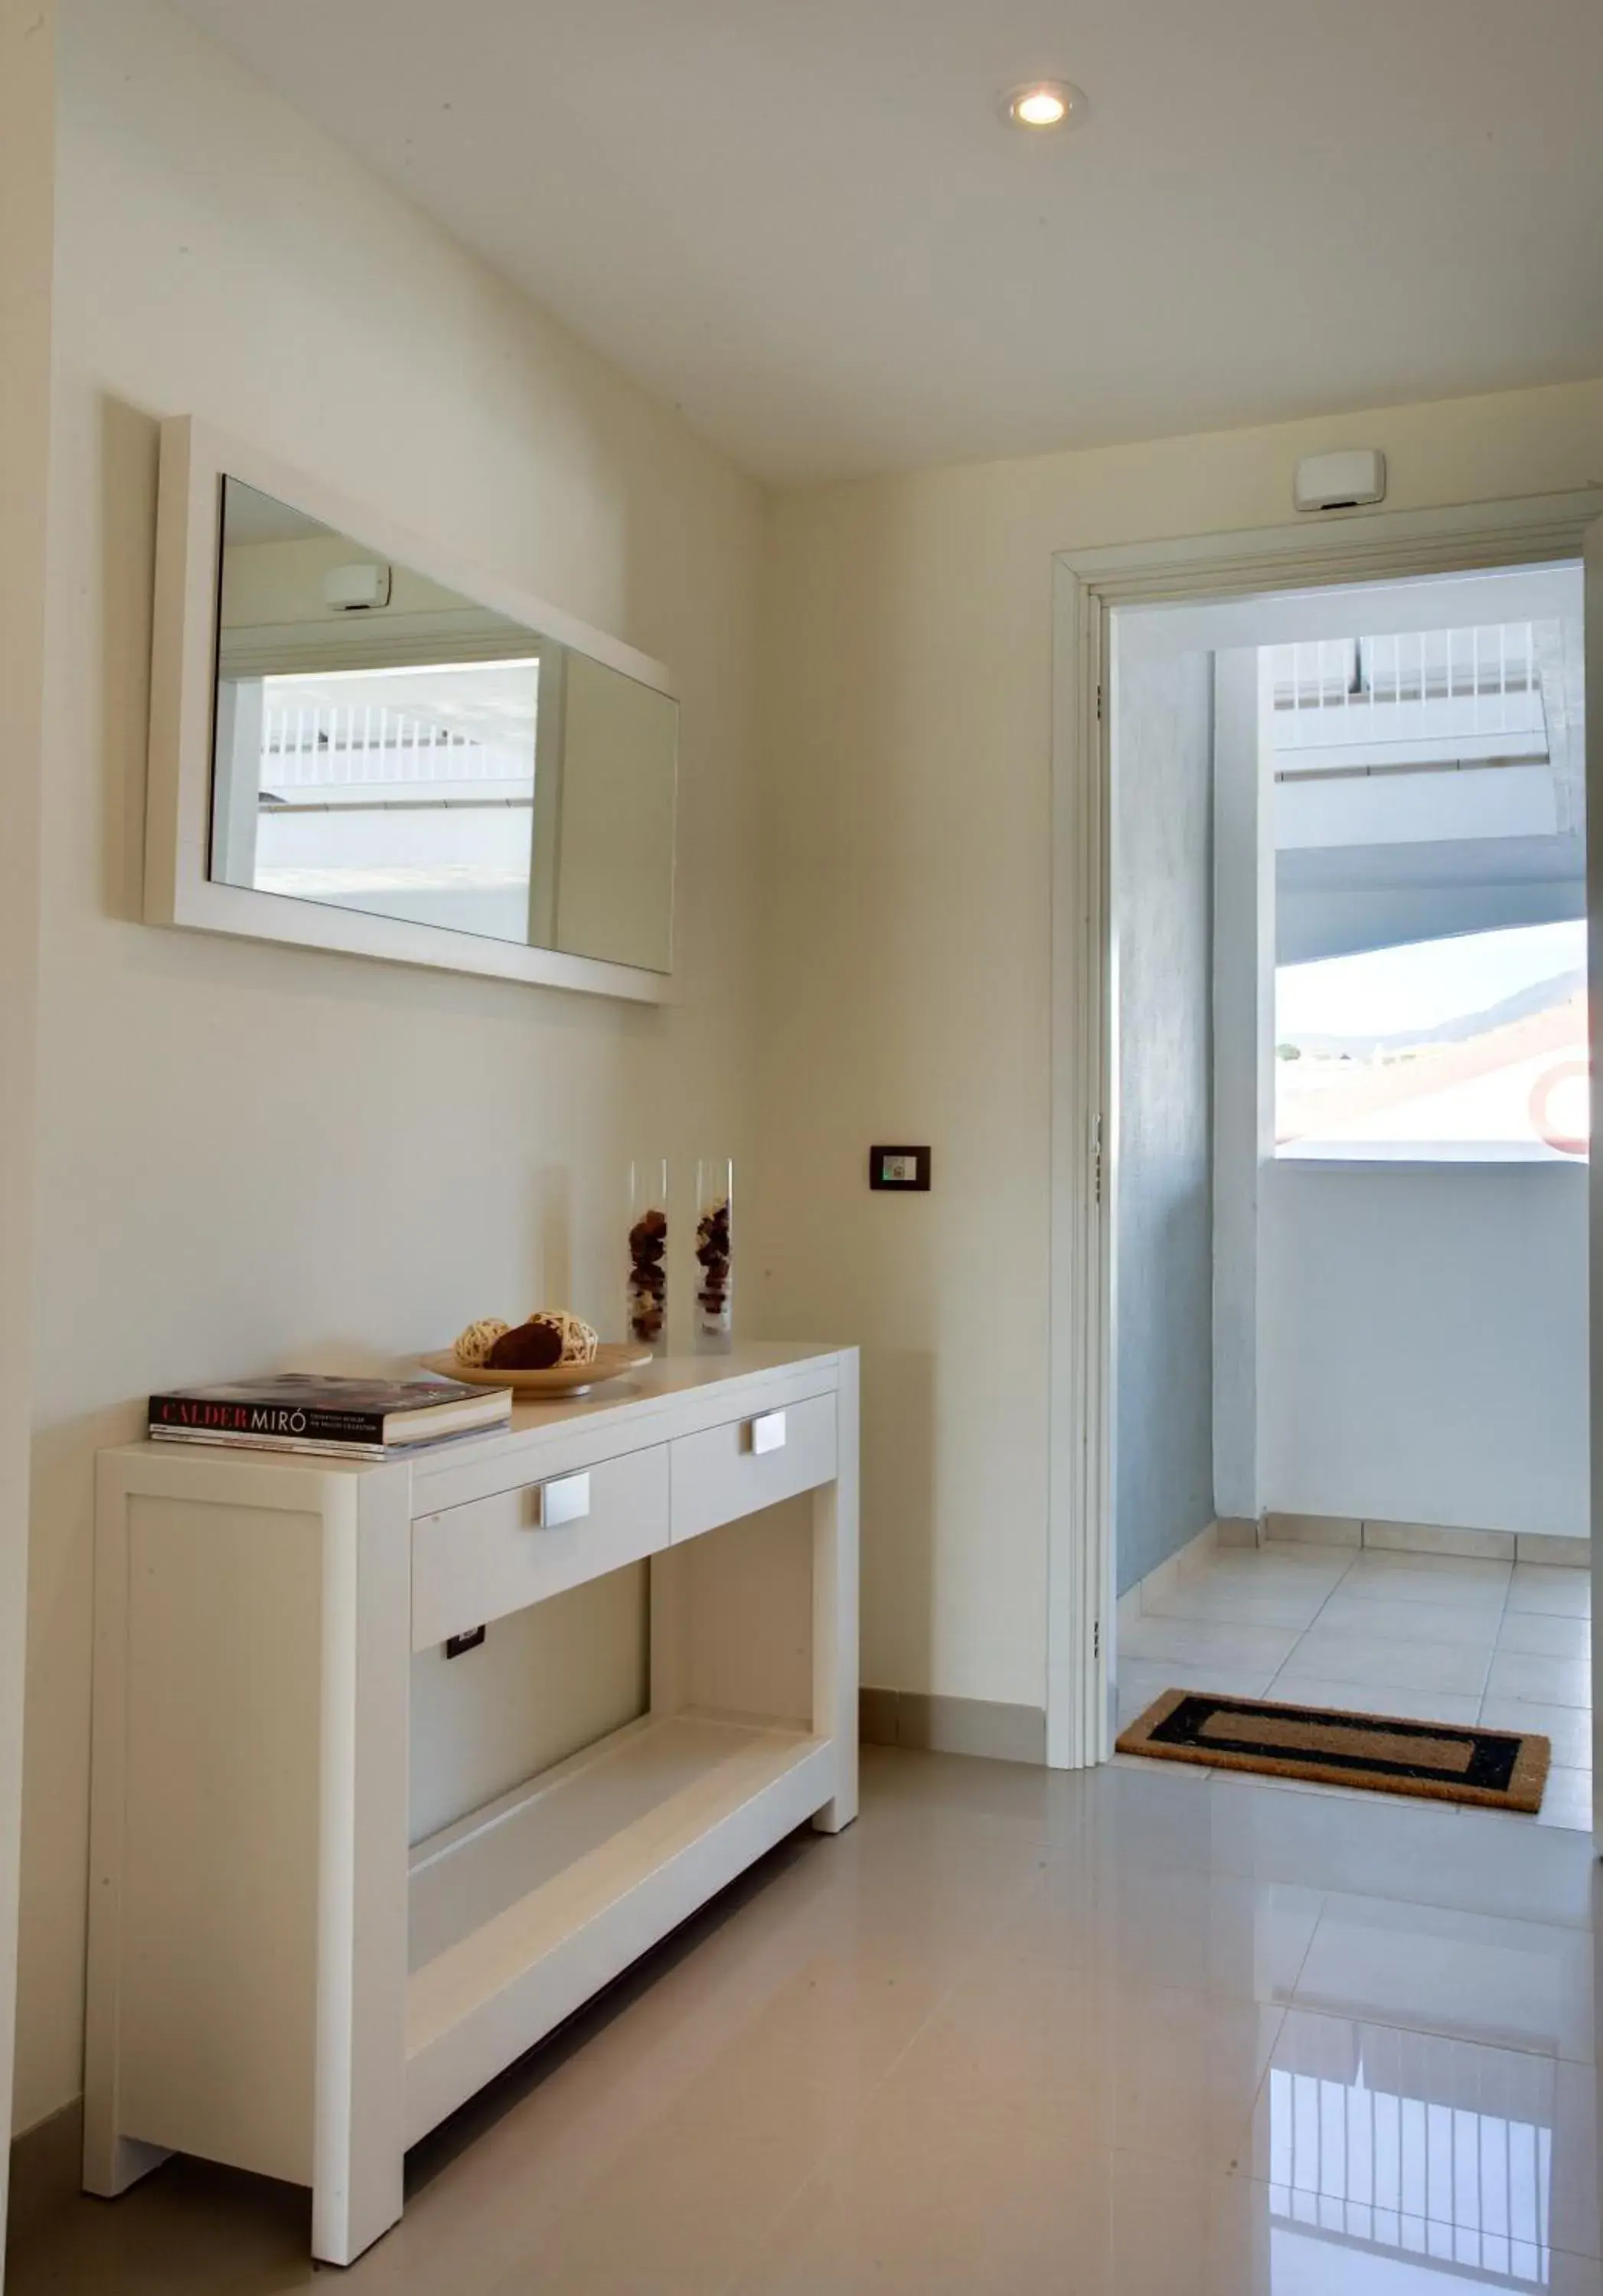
xmin=145 ymin=420 xmax=677 ymax=1000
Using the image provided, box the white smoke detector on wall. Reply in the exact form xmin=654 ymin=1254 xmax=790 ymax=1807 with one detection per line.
xmin=322 ymin=560 xmax=392 ymax=611
xmin=1294 ymin=449 xmax=1386 ymax=514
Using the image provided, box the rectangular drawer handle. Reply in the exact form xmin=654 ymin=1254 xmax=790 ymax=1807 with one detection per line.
xmin=746 ymin=1411 xmax=788 ymax=1456
xmin=531 ymin=1472 xmax=591 ymax=1528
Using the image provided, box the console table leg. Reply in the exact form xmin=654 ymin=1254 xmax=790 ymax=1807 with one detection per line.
xmin=311 ymin=1474 xmax=410 ymax=2267
xmin=83 ymin=2133 xmax=171 ymax=2200
xmin=312 ymin=2155 xmax=403 ymax=2269
xmin=812 ymin=1355 xmax=860 ymax=1832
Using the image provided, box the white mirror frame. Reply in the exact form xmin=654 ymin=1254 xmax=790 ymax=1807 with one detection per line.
xmin=145 ymin=416 xmax=676 ymax=1003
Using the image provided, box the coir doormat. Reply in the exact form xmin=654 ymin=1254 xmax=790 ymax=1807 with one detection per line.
xmin=1116 ymin=1688 xmax=1551 ymax=1813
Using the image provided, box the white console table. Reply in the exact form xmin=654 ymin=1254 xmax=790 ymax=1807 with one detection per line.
xmin=83 ymin=1343 xmax=858 ymax=2265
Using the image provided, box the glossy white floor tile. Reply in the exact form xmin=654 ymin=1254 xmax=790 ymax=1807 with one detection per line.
xmin=1314 ymin=1591 xmax=1505 ymax=1649
xmin=1540 ymin=1768 xmax=1598 ymax=1833
xmin=1510 ymin=1565 xmax=1594 ymax=1618
xmin=9 ymin=1746 xmax=1601 ymax=2296
xmin=859 ymin=1952 xmax=1287 ymax=2175
xmin=1004 ymin=1858 xmax=1325 ymax=2004
xmin=1340 ymin=1552 xmax=1512 ymax=1609
xmin=1178 ymin=1548 xmax=1356 ymax=1589
xmin=1293 ymin=1890 xmax=1596 ymax=2059
xmin=1142 ymin=1577 xmax=1334 ymax=1630
xmin=1276 ymin=1626 xmax=1492 ymax=1698
xmin=1487 ymin=1651 xmax=1592 ymax=1709
xmin=1500 ymin=1609 xmax=1594 ymax=1661
xmin=1118 ymin=1613 xmax=1304 ymax=1672
xmin=1116 ymin=1537 xmax=1594 ymax=1831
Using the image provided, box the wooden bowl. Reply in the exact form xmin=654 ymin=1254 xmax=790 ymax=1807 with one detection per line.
xmin=419 ymin=1344 xmax=653 ymax=1399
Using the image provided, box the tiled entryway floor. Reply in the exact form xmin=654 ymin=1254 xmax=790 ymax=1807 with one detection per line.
xmin=8 ymin=1745 xmax=1602 ymax=2294
xmin=1118 ymin=1540 xmax=1594 ymax=1830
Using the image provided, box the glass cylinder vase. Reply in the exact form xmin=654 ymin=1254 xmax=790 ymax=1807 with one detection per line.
xmin=625 ymin=1159 xmax=669 ymax=1352
xmin=694 ymin=1158 xmax=733 ymax=1349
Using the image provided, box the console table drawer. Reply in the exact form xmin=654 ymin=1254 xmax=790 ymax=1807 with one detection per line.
xmin=412 ymin=1444 xmax=669 ymax=1650
xmin=670 ymin=1391 xmax=837 ymax=1544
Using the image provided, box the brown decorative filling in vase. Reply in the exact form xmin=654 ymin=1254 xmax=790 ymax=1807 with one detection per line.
xmin=694 ymin=1179 xmax=732 ymax=1342
xmin=627 ymin=1205 xmax=668 ymax=1347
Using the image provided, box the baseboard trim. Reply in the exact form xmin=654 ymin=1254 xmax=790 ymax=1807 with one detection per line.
xmin=1361 ymin=1519 xmax=1514 ymax=1561
xmin=859 ymin=1688 xmax=1046 ymax=1765
xmin=1515 ymin=1531 xmax=1590 ymax=1567
xmin=8 ymin=2099 xmax=82 ymax=2245
xmin=1262 ymin=1512 xmax=1588 ymax=1566
xmin=1263 ymin=1512 xmax=1363 ymax=1548
xmin=1121 ymin=1518 xmax=1224 ymax=1615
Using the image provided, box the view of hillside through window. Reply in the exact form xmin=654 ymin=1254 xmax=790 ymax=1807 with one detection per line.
xmin=1276 ymin=918 xmax=1588 ymax=1160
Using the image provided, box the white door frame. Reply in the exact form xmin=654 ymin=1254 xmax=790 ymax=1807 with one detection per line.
xmin=0 ymin=0 xmax=55 ymax=2259
xmin=1046 ymin=486 xmax=1603 ymax=1773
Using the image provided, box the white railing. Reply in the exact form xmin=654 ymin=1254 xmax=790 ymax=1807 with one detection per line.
xmin=261 ymin=700 xmax=530 ymax=790
xmin=1267 ymin=2063 xmax=1552 ymax=2285
xmin=1268 ymin=625 xmax=1543 ymax=776
xmin=1272 ymin=625 xmax=1546 ymax=757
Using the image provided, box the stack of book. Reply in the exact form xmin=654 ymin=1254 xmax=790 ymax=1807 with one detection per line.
xmin=148 ymin=1373 xmax=512 ymax=1459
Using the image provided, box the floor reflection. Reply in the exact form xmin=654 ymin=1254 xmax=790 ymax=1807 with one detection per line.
xmin=1267 ymin=2019 xmax=1556 ymax=2288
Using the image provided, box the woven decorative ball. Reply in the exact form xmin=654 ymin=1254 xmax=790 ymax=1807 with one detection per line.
xmin=524 ymin=1309 xmax=599 ymax=1365
xmin=452 ymin=1316 xmax=511 ymax=1368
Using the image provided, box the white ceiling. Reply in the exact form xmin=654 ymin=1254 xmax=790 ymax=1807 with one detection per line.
xmin=173 ymin=0 xmax=1603 ymax=484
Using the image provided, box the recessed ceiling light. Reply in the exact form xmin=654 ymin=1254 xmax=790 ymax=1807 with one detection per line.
xmin=1002 ymin=80 xmax=1084 ymax=130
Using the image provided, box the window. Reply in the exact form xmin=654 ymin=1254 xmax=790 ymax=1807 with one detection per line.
xmin=1272 ymin=622 xmax=1588 ymax=1163
xmin=1276 ymin=921 xmax=1587 ymax=1162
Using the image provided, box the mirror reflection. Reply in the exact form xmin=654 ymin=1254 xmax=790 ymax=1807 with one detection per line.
xmin=210 ymin=478 xmax=677 ymax=972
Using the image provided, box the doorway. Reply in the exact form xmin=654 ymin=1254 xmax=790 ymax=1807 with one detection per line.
xmin=1112 ymin=564 xmax=1590 ymax=1826
xmin=1044 ymin=492 xmax=1603 ymax=1829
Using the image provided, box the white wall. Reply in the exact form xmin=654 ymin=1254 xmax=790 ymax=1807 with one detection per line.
xmin=18 ymin=0 xmax=765 ymax=2136
xmin=1212 ymin=650 xmax=1275 ymax=1524
xmin=0 ymin=0 xmax=56 ymax=2231
xmin=761 ymin=376 xmax=1603 ymax=1714
xmin=1112 ymin=646 xmax=1215 ymax=1592
xmin=1262 ymin=1163 xmax=1589 ymax=1535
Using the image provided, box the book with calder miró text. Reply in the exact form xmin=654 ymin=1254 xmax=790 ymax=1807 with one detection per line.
xmin=148 ymin=1371 xmax=511 ymax=1458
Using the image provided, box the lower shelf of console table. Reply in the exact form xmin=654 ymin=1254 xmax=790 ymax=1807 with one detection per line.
xmin=406 ymin=1710 xmax=834 ymax=2144
xmin=83 ymin=1344 xmax=858 ymax=2265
